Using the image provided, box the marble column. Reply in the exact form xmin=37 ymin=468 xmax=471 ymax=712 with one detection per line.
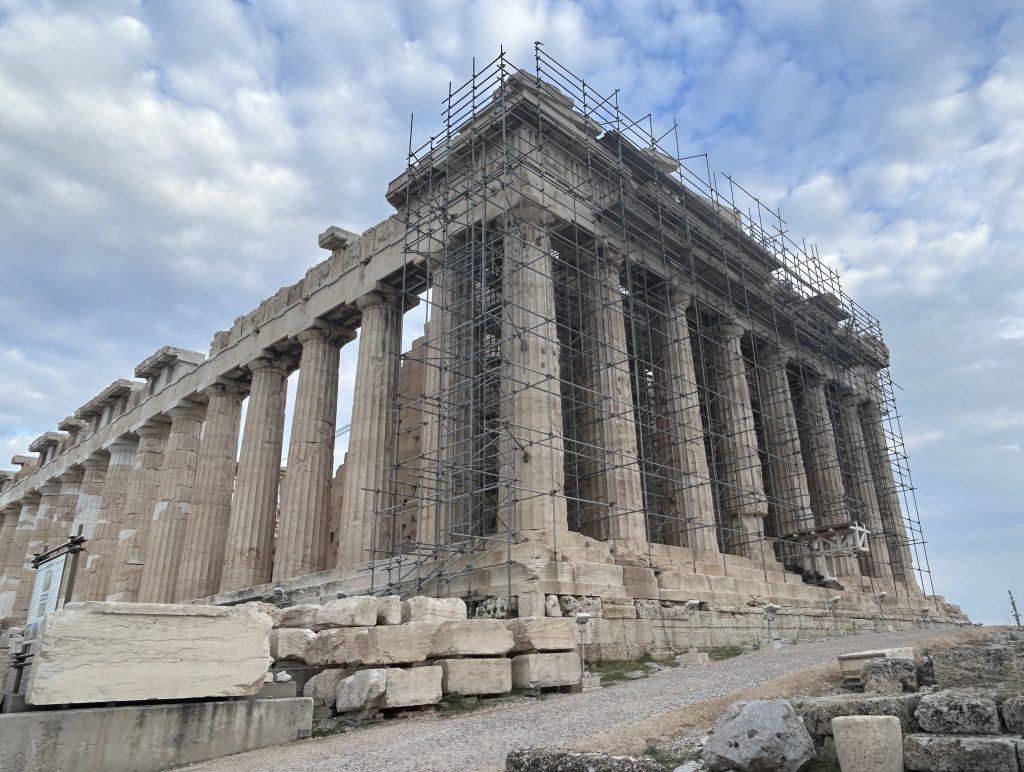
xmin=754 ymin=346 xmax=815 ymax=546
xmin=72 ymin=453 xmax=108 ymax=539
xmin=656 ymin=289 xmax=718 ymax=552
xmin=9 ymin=493 xmax=41 ymax=618
xmin=276 ymin=325 xmax=350 ymax=581
xmin=497 ymin=219 xmax=569 ymax=537
xmin=52 ymin=468 xmax=85 ymax=536
xmin=0 ymin=504 xmax=21 ymax=618
xmin=584 ymin=248 xmax=647 ymax=543
xmin=178 ymin=383 xmax=245 ymax=600
xmin=337 ymin=291 xmax=402 ymax=568
xmin=76 ymin=438 xmax=137 ymax=601
xmin=837 ymin=393 xmax=895 ymax=585
xmin=220 ymin=356 xmax=289 ymax=592
xmin=138 ymin=401 xmax=205 ymax=603
xmin=798 ymin=374 xmax=859 ymax=579
xmin=860 ymin=393 xmax=919 ymax=589
xmin=704 ymin=320 xmax=768 ymax=558
xmin=416 ymin=268 xmax=448 ymax=546
xmin=108 ymin=421 xmax=170 ymax=601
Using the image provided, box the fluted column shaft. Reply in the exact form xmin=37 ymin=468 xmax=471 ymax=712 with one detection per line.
xmin=0 ymin=505 xmax=21 ymax=618
xmin=585 ymin=250 xmax=647 ymax=543
xmin=755 ymin=347 xmax=815 ymax=543
xmin=9 ymin=493 xmax=42 ymax=618
xmin=178 ymin=384 xmax=244 ymax=600
xmin=338 ymin=292 xmax=402 ymax=567
xmin=416 ymin=269 xmax=448 ymax=546
xmin=705 ymin=321 xmax=768 ymax=558
xmin=138 ymin=402 xmax=205 ymax=602
xmin=837 ymin=394 xmax=894 ymax=584
xmin=276 ymin=326 xmax=348 ymax=581
xmin=52 ymin=469 xmax=84 ymax=535
xmin=498 ymin=220 xmax=568 ymax=536
xmin=860 ymin=395 xmax=919 ymax=589
xmin=657 ymin=290 xmax=718 ymax=552
xmin=220 ymin=357 xmax=288 ymax=591
xmin=72 ymin=454 xmax=108 ymax=539
xmin=77 ymin=439 xmax=137 ymax=601
xmin=108 ymin=422 xmax=170 ymax=601
xmin=798 ymin=376 xmax=859 ymax=578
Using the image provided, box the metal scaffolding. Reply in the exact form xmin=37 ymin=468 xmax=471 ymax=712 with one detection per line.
xmin=360 ymin=45 xmax=934 ymax=604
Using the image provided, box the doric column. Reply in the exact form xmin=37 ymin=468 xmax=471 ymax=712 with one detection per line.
xmin=220 ymin=356 xmax=289 ymax=592
xmin=9 ymin=493 xmax=41 ymax=618
xmin=583 ymin=248 xmax=646 ymax=543
xmin=0 ymin=504 xmax=22 ymax=618
xmin=138 ymin=401 xmax=205 ymax=603
xmin=704 ymin=320 xmax=768 ymax=559
xmin=52 ymin=468 xmax=85 ymax=535
xmin=108 ymin=421 xmax=170 ymax=601
xmin=497 ymin=218 xmax=568 ymax=537
xmin=178 ymin=383 xmax=245 ymax=600
xmin=860 ymin=391 xmax=919 ymax=589
xmin=71 ymin=453 xmax=109 ymax=539
xmin=276 ymin=324 xmax=350 ymax=581
xmin=656 ymin=289 xmax=718 ymax=552
xmin=837 ymin=393 xmax=894 ymax=584
xmin=76 ymin=438 xmax=137 ymax=601
xmin=797 ymin=374 xmax=859 ymax=579
xmin=754 ymin=346 xmax=815 ymax=548
xmin=337 ymin=291 xmax=402 ymax=567
xmin=415 ymin=268 xmax=448 ymax=546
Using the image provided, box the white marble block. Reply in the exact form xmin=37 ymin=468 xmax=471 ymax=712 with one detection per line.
xmin=383 ymin=665 xmax=443 ymax=708
xmin=439 ymin=658 xmax=512 ymax=696
xmin=316 ymin=596 xmax=378 ymax=628
xmin=430 ymin=619 xmax=514 ymax=657
xmin=505 ymin=617 xmax=576 ymax=652
xmin=511 ymin=652 xmax=581 ymax=689
xmin=401 ymin=596 xmax=467 ymax=623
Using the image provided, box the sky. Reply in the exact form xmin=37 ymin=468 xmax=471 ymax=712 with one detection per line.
xmin=0 ymin=0 xmax=1020 ymax=624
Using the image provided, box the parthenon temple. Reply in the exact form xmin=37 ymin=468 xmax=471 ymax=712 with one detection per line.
xmin=0 ymin=51 xmax=960 ymax=643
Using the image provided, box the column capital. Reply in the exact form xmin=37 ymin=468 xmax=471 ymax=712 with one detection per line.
xmin=38 ymin=479 xmax=62 ymax=496
xmin=21 ymin=490 xmax=42 ymax=506
xmin=81 ymin=452 xmax=110 ymax=470
xmin=801 ymin=371 xmax=829 ymax=389
xmin=355 ymin=288 xmax=399 ymax=312
xmin=104 ymin=437 xmax=140 ymax=455
xmin=166 ymin=400 xmax=205 ymax=422
xmin=758 ymin=342 xmax=797 ymax=368
xmin=712 ymin=319 xmax=748 ymax=341
xmin=838 ymin=390 xmax=865 ymax=408
xmin=58 ymin=469 xmax=84 ymax=485
xmin=297 ymin=320 xmax=356 ymax=348
xmin=203 ymin=379 xmax=248 ymax=400
xmin=134 ymin=419 xmax=171 ymax=440
xmin=247 ymin=354 xmax=291 ymax=378
xmin=668 ymin=286 xmax=695 ymax=309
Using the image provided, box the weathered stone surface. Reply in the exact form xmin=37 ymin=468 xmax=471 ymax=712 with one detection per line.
xmin=602 ymin=596 xmax=638 ymax=619
xmin=279 ymin=604 xmax=321 ymax=629
xmin=430 ymin=619 xmax=514 ymax=657
xmin=306 ymin=628 xmax=363 ymax=666
xmin=790 ymin=693 xmax=923 ymax=737
xmin=335 ymin=668 xmax=386 ymax=713
xmin=243 ymin=601 xmax=284 ymax=627
xmin=25 ymin=602 xmax=271 ymax=705
xmin=316 ymin=596 xmax=378 ymax=628
xmin=383 ymin=665 xmax=442 ymax=708
xmin=832 ymin=715 xmax=903 ymax=772
xmin=308 ymin=624 xmax=436 ymax=666
xmin=903 ymin=733 xmax=1019 ymax=772
xmin=475 ymin=596 xmax=513 ymax=619
xmin=438 ymin=657 xmax=512 ymax=696
xmin=702 ymin=699 xmax=814 ymax=772
xmin=863 ymin=657 xmax=918 ymax=694
xmin=402 ymin=596 xmax=467 ymax=623
xmin=915 ymin=690 xmax=1000 ymax=735
xmin=511 ymin=652 xmax=581 ymax=689
xmin=505 ymin=617 xmax=576 ymax=652
xmin=302 ymin=668 xmax=351 ymax=708
xmin=517 ymin=591 xmax=545 ymax=618
xmin=376 ymin=595 xmax=402 ymax=625
xmin=932 ymin=645 xmax=1022 ymax=688
xmin=545 ymin=594 xmax=562 ymax=617
xmin=1002 ymin=694 xmax=1024 ymax=733
xmin=837 ymin=647 xmax=916 ymax=681
xmin=506 ymin=749 xmax=663 ymax=771
xmin=270 ymin=628 xmax=315 ymax=662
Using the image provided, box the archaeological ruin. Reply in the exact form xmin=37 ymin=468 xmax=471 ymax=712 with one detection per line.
xmin=0 ymin=49 xmax=967 ymax=677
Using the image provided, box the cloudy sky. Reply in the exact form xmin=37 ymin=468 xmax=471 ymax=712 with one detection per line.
xmin=1 ymin=0 xmax=1020 ymax=623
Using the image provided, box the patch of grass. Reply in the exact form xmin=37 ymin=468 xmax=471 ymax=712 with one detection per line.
xmin=703 ymin=645 xmax=744 ymax=661
xmin=311 ymin=717 xmax=360 ymax=737
xmin=591 ymin=657 xmax=648 ymax=686
xmin=643 ymin=743 xmax=702 ymax=770
xmin=438 ymin=695 xmax=486 ymax=716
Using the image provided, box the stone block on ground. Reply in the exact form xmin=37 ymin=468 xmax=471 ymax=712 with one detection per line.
xmin=302 ymin=668 xmax=351 ymax=708
xmin=601 ymin=596 xmax=638 ymax=619
xmin=361 ymin=623 xmax=437 ymax=665
xmin=334 ymin=668 xmax=387 ymax=713
xmin=383 ymin=665 xmax=442 ymax=708
xmin=270 ymin=628 xmax=316 ymax=663
xmin=1002 ymin=694 xmax=1024 ymax=733
xmin=832 ymin=715 xmax=903 ymax=772
xmin=790 ymin=693 xmax=923 ymax=737
xmin=279 ymin=604 xmax=321 ymax=629
xmin=511 ymin=652 xmax=581 ymax=689
xmin=903 ymin=733 xmax=1020 ymax=771
xmin=702 ymin=699 xmax=814 ymax=772
xmin=863 ymin=657 xmax=918 ymax=694
xmin=306 ymin=628 xmax=363 ymax=666
xmin=915 ymin=690 xmax=1000 ymax=735
xmin=430 ymin=619 xmax=514 ymax=657
xmin=505 ymin=617 xmax=576 ymax=652
xmin=402 ymin=596 xmax=467 ymax=623
xmin=375 ymin=595 xmax=402 ymax=625
xmin=315 ymin=596 xmax=378 ymax=628
xmin=517 ymin=592 xmax=545 ymax=618
xmin=931 ymin=645 xmax=1022 ymax=688
xmin=242 ymin=601 xmax=284 ymax=627
xmin=438 ymin=658 xmax=512 ymax=696
xmin=506 ymin=749 xmax=663 ymax=771
xmin=25 ymin=602 xmax=272 ymax=705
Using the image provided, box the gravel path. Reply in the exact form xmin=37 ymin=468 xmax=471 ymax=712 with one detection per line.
xmin=182 ymin=629 xmax=950 ymax=772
